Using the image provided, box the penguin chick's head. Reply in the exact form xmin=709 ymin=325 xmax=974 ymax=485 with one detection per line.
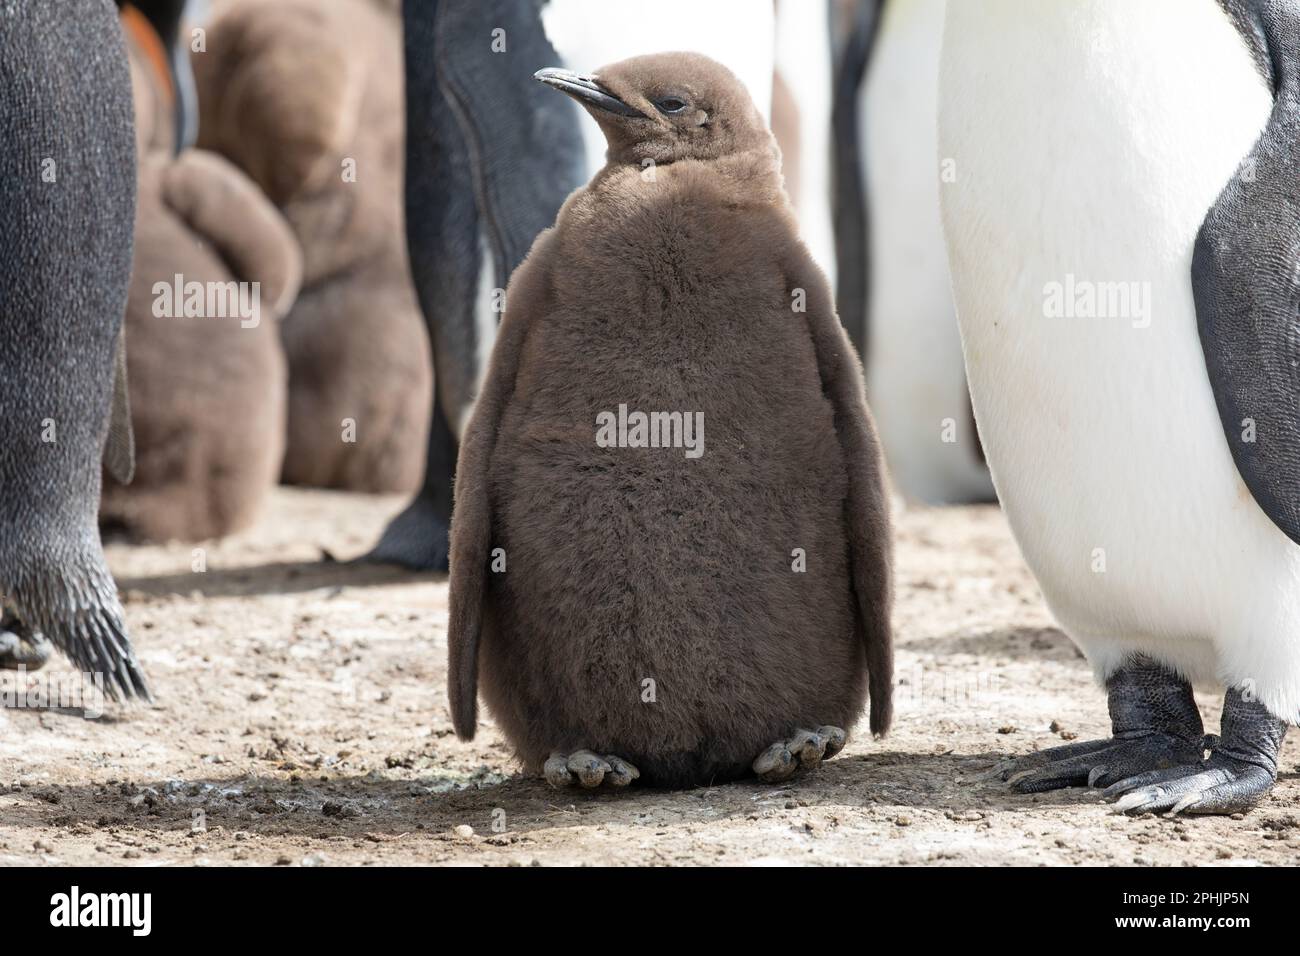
xmin=535 ymin=52 xmax=769 ymax=167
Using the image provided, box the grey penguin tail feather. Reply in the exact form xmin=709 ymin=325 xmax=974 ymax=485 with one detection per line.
xmin=54 ymin=603 xmax=152 ymax=704
xmin=7 ymin=560 xmax=151 ymax=702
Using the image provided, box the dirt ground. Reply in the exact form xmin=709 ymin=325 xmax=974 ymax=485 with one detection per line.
xmin=2 ymin=487 xmax=1297 ymax=867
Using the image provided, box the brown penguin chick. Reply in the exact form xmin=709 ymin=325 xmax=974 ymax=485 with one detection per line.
xmin=448 ymin=52 xmax=893 ymax=790
xmin=101 ymin=148 xmax=301 ymax=542
xmin=100 ymin=26 xmax=301 ymax=542
xmin=193 ymin=0 xmax=432 ymax=493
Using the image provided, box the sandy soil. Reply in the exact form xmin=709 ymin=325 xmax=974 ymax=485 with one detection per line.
xmin=1 ymin=487 xmax=1297 ymax=867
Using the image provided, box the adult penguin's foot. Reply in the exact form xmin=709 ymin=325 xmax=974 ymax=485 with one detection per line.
xmin=1003 ymin=655 xmax=1207 ymax=793
xmin=1104 ymin=687 xmax=1287 ymax=815
xmin=752 ymin=726 xmax=847 ymax=783
xmin=543 ymin=751 xmax=641 ymax=789
xmin=0 ymin=611 xmax=53 ymax=671
xmin=364 ymin=496 xmax=450 ymax=572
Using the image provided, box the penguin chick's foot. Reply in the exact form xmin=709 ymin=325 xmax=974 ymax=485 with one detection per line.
xmin=0 ymin=612 xmax=53 ymax=671
xmin=544 ymin=751 xmax=641 ymax=790
xmin=1005 ymin=655 xmax=1206 ymax=793
xmin=752 ymin=726 xmax=847 ymax=783
xmin=1104 ymin=686 xmax=1287 ymax=816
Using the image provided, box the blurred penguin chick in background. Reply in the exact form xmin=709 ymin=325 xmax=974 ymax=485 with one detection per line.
xmin=101 ymin=8 xmax=301 ymax=543
xmin=194 ymin=0 xmax=432 ymax=494
xmin=856 ymin=0 xmax=994 ymax=506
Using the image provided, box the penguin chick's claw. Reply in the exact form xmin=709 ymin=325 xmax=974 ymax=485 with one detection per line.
xmin=544 ymin=751 xmax=641 ymax=790
xmin=1104 ymin=686 xmax=1287 ymax=816
xmin=0 ymin=613 xmax=53 ymax=671
xmin=752 ymin=726 xmax=847 ymax=783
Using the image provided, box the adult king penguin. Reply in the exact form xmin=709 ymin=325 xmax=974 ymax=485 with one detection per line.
xmin=940 ymin=0 xmax=1299 ymax=814
xmin=0 ymin=0 xmax=149 ymax=698
xmin=447 ymin=53 xmax=893 ymax=789
xmin=117 ymin=0 xmax=198 ymax=154
xmin=370 ymin=0 xmax=585 ymax=572
xmin=861 ymin=0 xmax=993 ymax=505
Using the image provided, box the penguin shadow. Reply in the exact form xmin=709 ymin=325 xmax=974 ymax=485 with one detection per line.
xmin=2 ymin=748 xmax=1092 ymax=841
xmin=818 ymin=747 xmax=1112 ymax=813
xmin=427 ymin=748 xmax=1117 ymax=821
xmin=113 ymin=555 xmax=441 ymax=601
xmin=1 ymin=770 xmax=693 ymax=840
xmin=903 ymin=625 xmax=1086 ymax=663
xmin=0 ymin=702 xmax=130 ymax=723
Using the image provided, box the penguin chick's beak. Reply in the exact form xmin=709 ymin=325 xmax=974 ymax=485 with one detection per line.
xmin=534 ymin=68 xmax=644 ymax=117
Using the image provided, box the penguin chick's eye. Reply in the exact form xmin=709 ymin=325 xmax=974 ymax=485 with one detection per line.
xmin=655 ymin=96 xmax=689 ymax=115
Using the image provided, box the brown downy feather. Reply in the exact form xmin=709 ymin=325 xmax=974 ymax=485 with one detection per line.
xmin=448 ymin=52 xmax=893 ymax=785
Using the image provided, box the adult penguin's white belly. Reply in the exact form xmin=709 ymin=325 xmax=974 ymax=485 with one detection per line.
xmin=939 ymin=0 xmax=1300 ymax=719
xmin=774 ymin=0 xmax=835 ymax=289
xmin=863 ymin=0 xmax=993 ymax=504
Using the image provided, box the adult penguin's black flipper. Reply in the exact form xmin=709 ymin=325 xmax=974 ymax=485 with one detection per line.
xmin=370 ymin=0 xmax=585 ymax=572
xmin=1193 ymin=0 xmax=1300 ymax=546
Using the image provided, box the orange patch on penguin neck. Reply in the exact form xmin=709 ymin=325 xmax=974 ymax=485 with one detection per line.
xmin=119 ymin=3 xmax=175 ymax=106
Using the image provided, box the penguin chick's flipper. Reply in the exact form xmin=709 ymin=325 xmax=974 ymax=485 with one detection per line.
xmin=543 ymin=752 xmax=641 ymax=790
xmin=0 ymin=610 xmax=53 ymax=671
xmin=1104 ymin=687 xmax=1287 ymax=816
xmin=1193 ymin=1 xmax=1300 ymax=546
xmin=785 ymin=249 xmax=894 ymax=735
xmin=1003 ymin=655 xmax=1207 ymax=793
xmin=445 ymin=230 xmax=558 ymax=739
xmin=752 ymin=726 xmax=847 ymax=783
